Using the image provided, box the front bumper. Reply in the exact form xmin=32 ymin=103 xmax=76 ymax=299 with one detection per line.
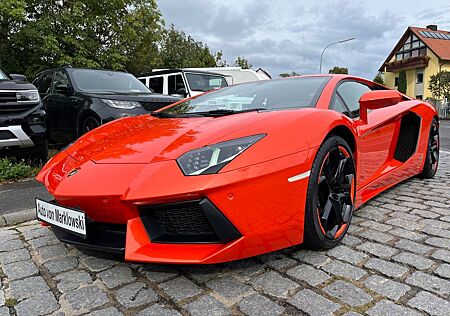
xmin=38 ymin=148 xmax=313 ymax=264
xmin=0 ymin=104 xmax=46 ymax=150
xmin=0 ymin=125 xmax=34 ymax=148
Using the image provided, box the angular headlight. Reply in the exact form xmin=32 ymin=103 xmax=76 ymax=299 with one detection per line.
xmin=16 ymin=90 xmax=40 ymax=102
xmin=102 ymin=99 xmax=141 ymax=109
xmin=177 ymin=134 xmax=266 ymax=176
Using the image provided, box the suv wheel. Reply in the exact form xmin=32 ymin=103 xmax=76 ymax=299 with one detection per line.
xmin=81 ymin=116 xmax=100 ymax=135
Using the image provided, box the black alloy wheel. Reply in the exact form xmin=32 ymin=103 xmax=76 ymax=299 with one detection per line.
xmin=304 ymin=135 xmax=356 ymax=249
xmin=420 ymin=118 xmax=439 ymax=178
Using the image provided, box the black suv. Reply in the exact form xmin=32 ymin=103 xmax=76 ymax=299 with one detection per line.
xmin=0 ymin=67 xmax=47 ymax=162
xmin=33 ymin=67 xmax=180 ymax=145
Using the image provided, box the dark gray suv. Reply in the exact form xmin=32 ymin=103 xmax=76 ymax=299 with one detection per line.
xmin=33 ymin=66 xmax=180 ymax=145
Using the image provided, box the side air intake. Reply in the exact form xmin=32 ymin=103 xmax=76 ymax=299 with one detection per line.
xmin=394 ymin=112 xmax=421 ymax=162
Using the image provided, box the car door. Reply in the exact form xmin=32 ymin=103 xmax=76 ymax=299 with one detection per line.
xmin=45 ymin=70 xmax=80 ymax=143
xmin=333 ymin=80 xmax=398 ymax=190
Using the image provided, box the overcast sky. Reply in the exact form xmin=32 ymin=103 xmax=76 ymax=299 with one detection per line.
xmin=158 ymin=0 xmax=450 ymax=79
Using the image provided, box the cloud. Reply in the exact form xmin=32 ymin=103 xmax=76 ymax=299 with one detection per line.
xmin=158 ymin=0 xmax=450 ymax=79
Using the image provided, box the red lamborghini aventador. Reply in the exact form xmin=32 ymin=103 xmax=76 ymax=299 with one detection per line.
xmin=36 ymin=75 xmax=439 ymax=264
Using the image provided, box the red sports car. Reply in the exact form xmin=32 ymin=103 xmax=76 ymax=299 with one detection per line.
xmin=36 ymin=75 xmax=440 ymax=264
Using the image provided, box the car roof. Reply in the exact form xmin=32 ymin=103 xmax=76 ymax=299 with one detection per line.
xmin=34 ymin=66 xmax=129 ymax=78
xmin=138 ymin=69 xmax=226 ymax=77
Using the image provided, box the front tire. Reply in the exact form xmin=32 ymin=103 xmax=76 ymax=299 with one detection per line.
xmin=303 ymin=135 xmax=356 ymax=249
xmin=419 ymin=118 xmax=439 ymax=179
xmin=81 ymin=116 xmax=100 ymax=136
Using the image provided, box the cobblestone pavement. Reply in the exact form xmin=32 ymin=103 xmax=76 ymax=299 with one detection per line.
xmin=0 ymin=153 xmax=449 ymax=316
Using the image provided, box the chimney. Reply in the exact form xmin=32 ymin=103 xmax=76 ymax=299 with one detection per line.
xmin=427 ymin=25 xmax=438 ymax=31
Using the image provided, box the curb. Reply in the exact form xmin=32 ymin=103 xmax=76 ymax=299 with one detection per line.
xmin=0 ymin=208 xmax=35 ymax=227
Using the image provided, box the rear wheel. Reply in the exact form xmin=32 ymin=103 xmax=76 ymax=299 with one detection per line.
xmin=419 ymin=118 xmax=439 ymax=179
xmin=303 ymin=136 xmax=356 ymax=249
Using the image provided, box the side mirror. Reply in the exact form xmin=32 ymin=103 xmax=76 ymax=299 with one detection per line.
xmin=55 ymin=84 xmax=74 ymax=95
xmin=359 ymin=90 xmax=402 ymax=123
xmin=10 ymin=74 xmax=27 ymax=82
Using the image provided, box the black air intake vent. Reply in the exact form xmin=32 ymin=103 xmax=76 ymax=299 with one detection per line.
xmin=0 ymin=130 xmax=15 ymax=140
xmin=139 ymin=198 xmax=241 ymax=244
xmin=394 ymin=112 xmax=421 ymax=162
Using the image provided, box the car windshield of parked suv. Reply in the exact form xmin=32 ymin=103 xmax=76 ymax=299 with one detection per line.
xmin=185 ymin=73 xmax=228 ymax=92
xmin=163 ymin=76 xmax=329 ymax=115
xmin=0 ymin=69 xmax=8 ymax=80
xmin=71 ymin=69 xmax=151 ymax=93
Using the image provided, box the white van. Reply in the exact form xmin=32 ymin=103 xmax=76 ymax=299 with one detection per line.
xmin=183 ymin=67 xmax=271 ymax=85
xmin=138 ymin=69 xmax=228 ymax=98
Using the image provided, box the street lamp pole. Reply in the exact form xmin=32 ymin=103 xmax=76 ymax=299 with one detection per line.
xmin=319 ymin=37 xmax=355 ymax=74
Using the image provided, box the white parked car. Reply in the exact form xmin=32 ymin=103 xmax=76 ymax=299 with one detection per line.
xmin=138 ymin=69 xmax=228 ymax=98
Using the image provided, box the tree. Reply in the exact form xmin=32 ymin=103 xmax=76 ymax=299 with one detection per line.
xmin=398 ymin=70 xmax=407 ymax=94
xmin=328 ymin=66 xmax=348 ymax=74
xmin=159 ymin=25 xmax=216 ymax=69
xmin=373 ymin=74 xmax=384 ymax=84
xmin=234 ymin=56 xmax=252 ymax=69
xmin=279 ymin=71 xmax=300 ymax=78
xmin=1 ymin=0 xmax=167 ymax=77
xmin=0 ymin=1 xmax=216 ymax=78
xmin=214 ymin=50 xmax=228 ymax=67
xmin=429 ymin=71 xmax=450 ymax=100
xmin=0 ymin=0 xmax=27 ymax=74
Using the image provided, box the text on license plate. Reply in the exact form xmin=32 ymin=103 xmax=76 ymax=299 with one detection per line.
xmin=36 ymin=199 xmax=86 ymax=236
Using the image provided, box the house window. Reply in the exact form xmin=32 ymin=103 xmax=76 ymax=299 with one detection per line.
xmin=416 ymin=73 xmax=424 ymax=84
xmin=416 ymin=95 xmax=423 ymax=100
xmin=395 ymin=77 xmax=399 ymax=86
xmin=394 ymin=34 xmax=426 ymax=61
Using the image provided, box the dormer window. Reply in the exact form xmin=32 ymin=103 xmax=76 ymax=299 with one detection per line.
xmin=395 ymin=34 xmax=426 ymax=61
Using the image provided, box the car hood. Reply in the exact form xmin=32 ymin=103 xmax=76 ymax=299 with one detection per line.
xmin=66 ymin=112 xmax=276 ymax=164
xmin=0 ymin=80 xmax=37 ymax=91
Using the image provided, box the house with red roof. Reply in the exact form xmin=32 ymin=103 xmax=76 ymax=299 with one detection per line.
xmin=379 ymin=25 xmax=450 ymax=100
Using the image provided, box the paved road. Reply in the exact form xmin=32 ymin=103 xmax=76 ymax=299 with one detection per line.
xmin=440 ymin=119 xmax=450 ymax=152
xmin=0 ymin=153 xmax=449 ymax=315
xmin=0 ymin=180 xmax=52 ymax=215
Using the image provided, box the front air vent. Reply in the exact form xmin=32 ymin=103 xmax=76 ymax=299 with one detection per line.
xmin=139 ymin=198 xmax=241 ymax=244
xmin=0 ymin=130 xmax=15 ymax=140
xmin=394 ymin=112 xmax=421 ymax=162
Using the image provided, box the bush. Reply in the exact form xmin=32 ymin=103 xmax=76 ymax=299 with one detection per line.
xmin=398 ymin=70 xmax=407 ymax=94
xmin=0 ymin=158 xmax=36 ymax=182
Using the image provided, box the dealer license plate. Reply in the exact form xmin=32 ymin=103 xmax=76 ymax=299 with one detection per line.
xmin=36 ymin=199 xmax=86 ymax=237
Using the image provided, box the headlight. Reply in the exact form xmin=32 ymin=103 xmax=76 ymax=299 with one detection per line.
xmin=16 ymin=90 xmax=40 ymax=102
xmin=177 ymin=134 xmax=266 ymax=175
xmin=102 ymin=99 xmax=141 ymax=109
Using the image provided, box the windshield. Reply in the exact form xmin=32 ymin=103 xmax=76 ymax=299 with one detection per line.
xmin=163 ymin=77 xmax=329 ymax=115
xmin=71 ymin=69 xmax=151 ymax=93
xmin=185 ymin=73 xmax=228 ymax=92
xmin=0 ymin=69 xmax=8 ymax=80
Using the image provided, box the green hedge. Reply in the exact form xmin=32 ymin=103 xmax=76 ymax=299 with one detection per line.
xmin=0 ymin=158 xmax=36 ymax=182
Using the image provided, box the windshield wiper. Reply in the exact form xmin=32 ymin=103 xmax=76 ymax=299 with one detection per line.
xmin=150 ymin=111 xmax=205 ymax=118
xmin=151 ymin=108 xmax=268 ymax=118
xmin=190 ymin=108 xmax=268 ymax=117
xmin=150 ymin=111 xmax=179 ymax=118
